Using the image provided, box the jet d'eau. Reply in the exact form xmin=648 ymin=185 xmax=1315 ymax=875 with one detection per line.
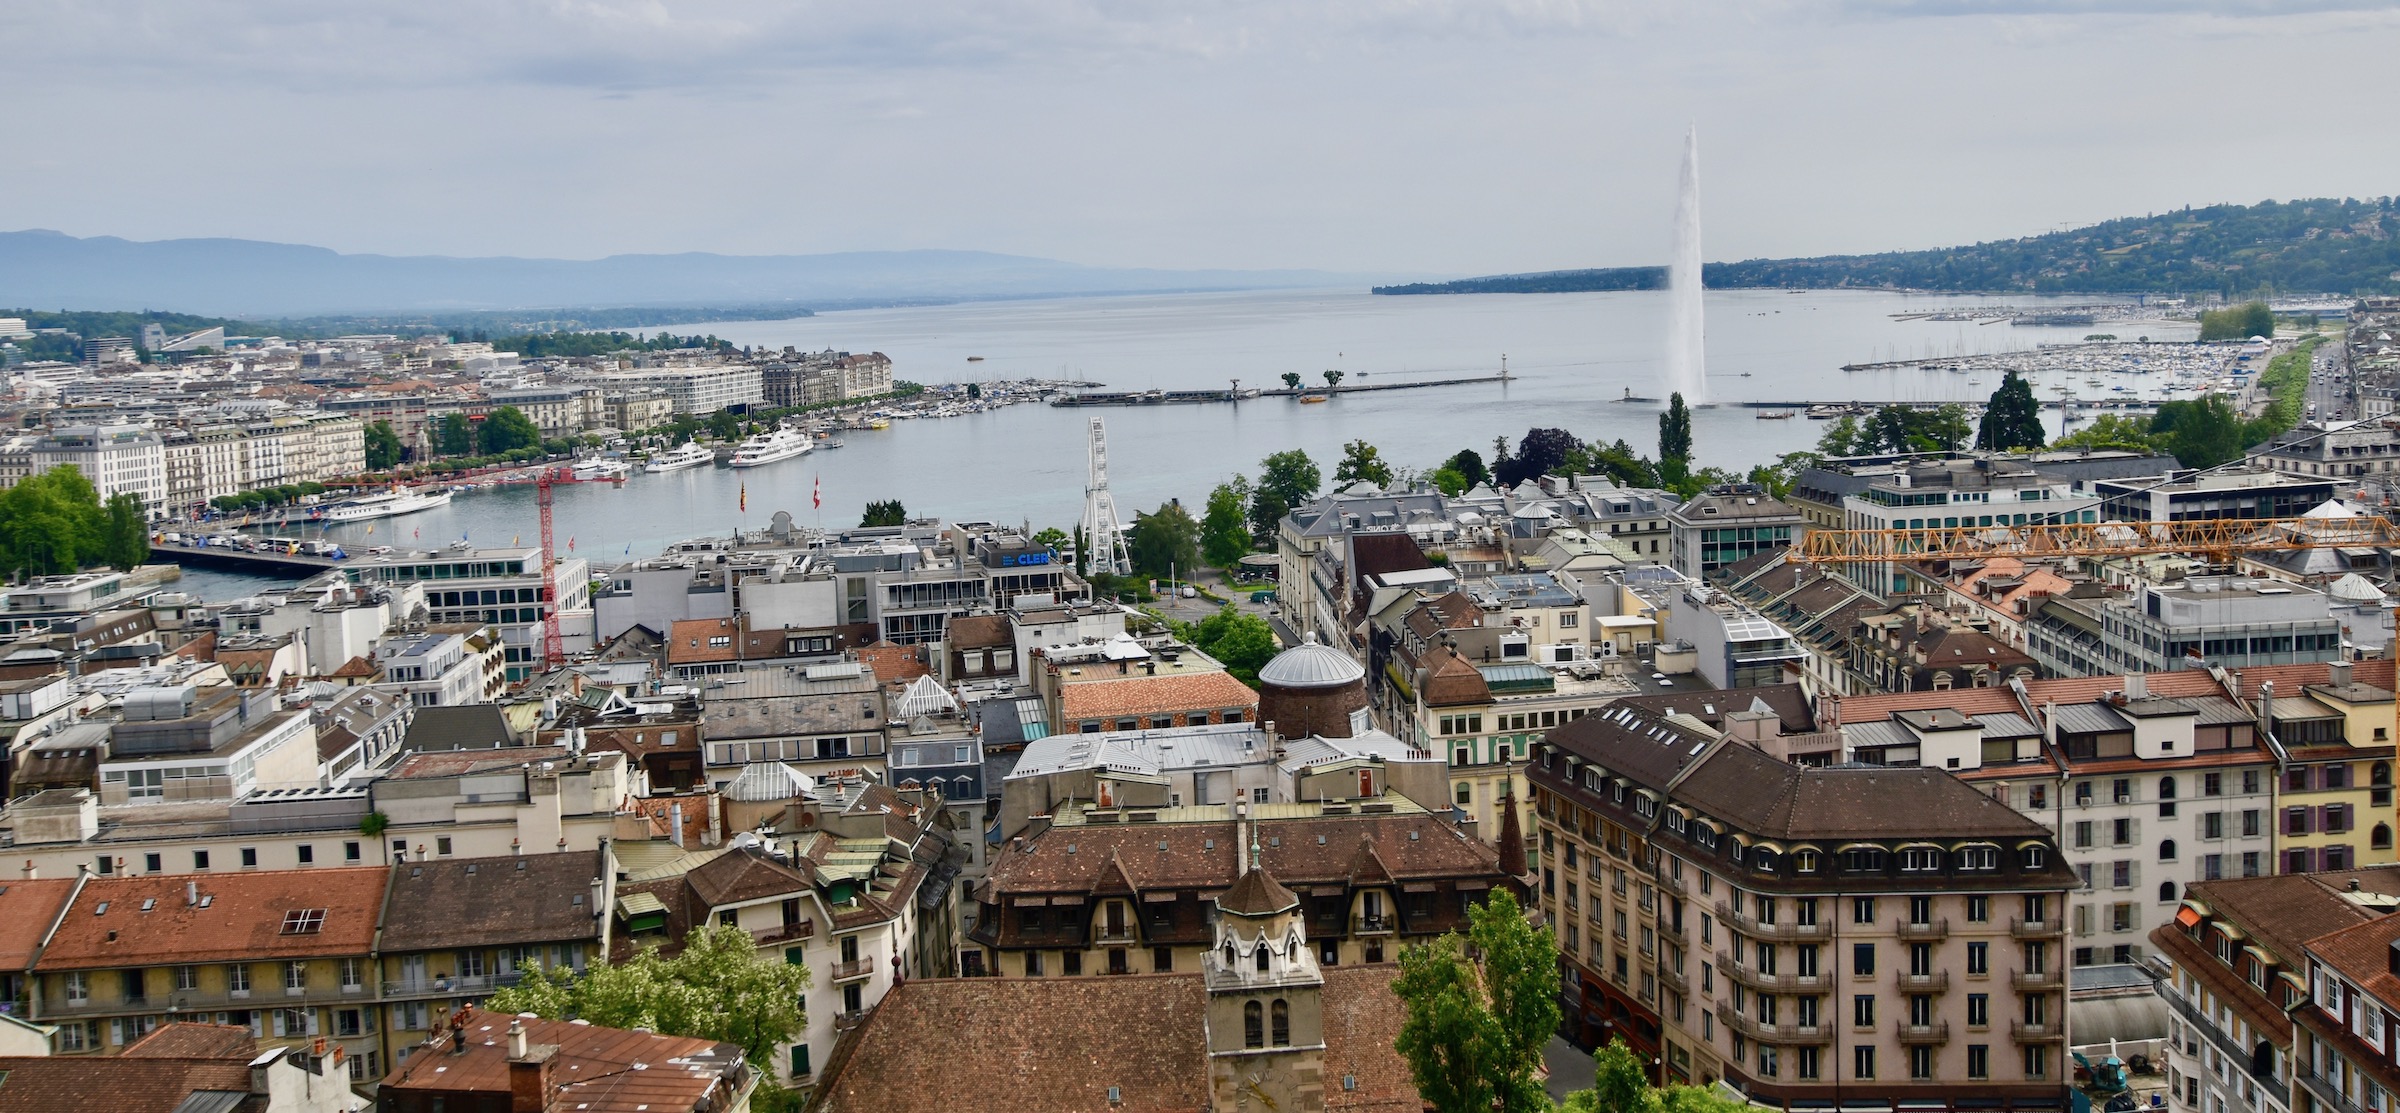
xmin=1666 ymin=125 xmax=1707 ymax=406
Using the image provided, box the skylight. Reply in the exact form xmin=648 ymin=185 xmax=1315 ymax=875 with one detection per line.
xmin=280 ymin=908 xmax=326 ymax=934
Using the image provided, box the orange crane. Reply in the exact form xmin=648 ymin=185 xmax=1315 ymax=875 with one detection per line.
xmin=489 ymin=465 xmax=610 ymax=670
xmin=1791 ymin=514 xmax=2400 ymax=566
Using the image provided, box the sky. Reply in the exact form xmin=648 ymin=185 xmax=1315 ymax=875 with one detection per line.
xmin=5 ymin=1 xmax=2399 ymax=276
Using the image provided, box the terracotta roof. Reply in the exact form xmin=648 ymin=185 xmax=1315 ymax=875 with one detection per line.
xmin=2308 ymin=910 xmax=2400 ymax=1007
xmin=857 ymin=643 xmax=935 ymax=686
xmin=379 ymin=850 xmax=607 ymax=953
xmin=989 ymin=811 xmax=1503 ymax=899
xmin=1217 ymin=867 xmax=1300 ymax=916
xmin=328 ymin=654 xmax=381 ymax=679
xmin=37 ymin=867 xmax=388 ymax=968
xmin=1059 ymin=671 xmax=1259 ymax=722
xmin=666 ymin=617 xmax=740 ymax=664
xmin=947 ymin=614 xmax=1012 ymax=649
xmin=812 ymin=965 xmax=1421 ymax=1113
xmin=684 ymin=845 xmax=814 ymax=908
xmin=0 ymin=1054 xmax=255 ymax=1113
xmin=388 ymin=745 xmax=570 ymax=780
xmin=378 ymin=1007 xmax=747 ymax=1113
xmin=2186 ymin=868 xmax=2400 ymax=970
xmin=0 ymin=879 xmax=79 ymax=972
xmin=1419 ymin=646 xmax=1491 ymax=707
xmin=1836 ymin=660 xmax=2396 ymax=726
xmin=122 ymin=1022 xmax=260 ymax=1059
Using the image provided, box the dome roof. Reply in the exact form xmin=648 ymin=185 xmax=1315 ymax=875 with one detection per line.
xmin=1257 ymin=633 xmax=1366 ymax=689
xmin=2330 ymin=573 xmax=2385 ymax=604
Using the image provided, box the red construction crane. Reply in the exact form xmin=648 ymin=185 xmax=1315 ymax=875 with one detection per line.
xmin=490 ymin=465 xmax=609 ymax=673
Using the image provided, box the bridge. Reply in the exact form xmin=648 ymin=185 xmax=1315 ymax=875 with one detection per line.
xmin=148 ymin=539 xmax=349 ymax=579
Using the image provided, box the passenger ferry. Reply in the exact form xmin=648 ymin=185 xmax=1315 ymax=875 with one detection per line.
xmin=644 ymin=442 xmax=715 ymax=473
xmin=320 ymin=487 xmax=454 ymax=523
xmin=729 ymin=427 xmax=813 ymax=468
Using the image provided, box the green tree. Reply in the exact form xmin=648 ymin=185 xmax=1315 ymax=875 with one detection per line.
xmin=860 ymin=499 xmax=908 ymax=527
xmin=1280 ymin=372 xmax=1303 ymax=390
xmin=434 ymin=413 xmax=476 ymax=457
xmin=2152 ymin=395 xmax=2251 ymax=469
xmin=1814 ymin=414 xmax=1868 ymax=457
xmin=486 ymin=922 xmax=810 ymax=1081
xmin=1251 ymin=450 xmax=1321 ymax=538
xmin=1976 ymin=371 xmax=2045 ymax=451
xmin=1128 ymin=501 xmax=1201 ymax=579
xmin=1201 ymin=478 xmax=1255 ymax=567
xmin=1496 ymin=428 xmax=1581 ymax=488
xmin=480 ymin=407 xmax=542 ymax=456
xmin=363 ymin=420 xmax=405 ymax=470
xmin=2048 ymin=413 xmax=2160 ymax=454
xmin=1323 ymin=369 xmax=1345 ymax=388
xmin=1393 ymin=890 xmax=1559 ymax=1113
xmin=1032 ymin=526 xmax=1072 ymax=552
xmin=1187 ymin=606 xmax=1279 ymax=685
xmin=2198 ymin=301 xmax=2276 ymax=342
xmin=1443 ymin=449 xmax=1490 ymax=489
xmin=1587 ymin=438 xmax=1661 ymax=489
xmin=1560 ymin=1038 xmax=1754 ymax=1113
xmin=706 ymin=409 xmax=742 ymax=441
xmin=102 ymin=493 xmax=149 ymax=571
xmin=1428 ymin=467 xmax=1471 ymax=496
xmin=0 ymin=466 xmax=107 ymax=579
xmin=1658 ymin=393 xmax=1694 ymax=466
xmin=1334 ymin=439 xmax=1394 ymax=488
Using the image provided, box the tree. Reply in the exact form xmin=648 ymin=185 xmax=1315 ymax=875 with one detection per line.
xmin=1658 ymin=393 xmax=1694 ymax=466
xmin=2048 ymin=413 xmax=2159 ymax=454
xmin=1863 ymin=404 xmax=1972 ymax=455
xmin=102 ymin=493 xmax=149 ymax=571
xmin=1976 ymin=371 xmax=2045 ymax=451
xmin=706 ymin=409 xmax=742 ymax=442
xmin=1560 ymin=1038 xmax=1753 ymax=1113
xmin=480 ymin=406 xmax=542 ymax=456
xmin=364 ymin=420 xmax=405 ymax=470
xmin=1428 ymin=467 xmax=1471 ymax=496
xmin=1252 ymin=450 xmax=1321 ymax=538
xmin=1187 ymin=607 xmax=1278 ymax=685
xmin=1393 ymin=890 xmax=1559 ymax=1113
xmin=860 ymin=499 xmax=907 ymax=527
xmin=1281 ymin=372 xmax=1303 ymax=390
xmin=1334 ymin=439 xmax=1394 ymax=488
xmin=1587 ymin=439 xmax=1660 ymax=489
xmin=486 ymin=922 xmax=810 ymax=1076
xmin=1323 ymin=369 xmax=1345 ymax=388
xmin=1128 ymin=501 xmax=1201 ymax=579
xmin=2199 ymin=301 xmax=2276 ymax=342
xmin=1495 ymin=428 xmax=1580 ymax=488
xmin=1814 ymin=414 xmax=1869 ymax=458
xmin=434 ymin=413 xmax=476 ymax=457
xmin=1443 ymin=449 xmax=1489 ymax=489
xmin=1032 ymin=526 xmax=1072 ymax=552
xmin=2151 ymin=395 xmax=2251 ymax=469
xmin=0 ymin=466 xmax=107 ymax=579
xmin=1201 ymin=478 xmax=1254 ymax=567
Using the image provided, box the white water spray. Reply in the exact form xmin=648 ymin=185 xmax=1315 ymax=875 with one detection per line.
xmin=1666 ymin=126 xmax=1706 ymax=405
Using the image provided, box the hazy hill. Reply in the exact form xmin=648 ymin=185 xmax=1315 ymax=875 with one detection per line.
xmin=1376 ymin=197 xmax=2400 ymax=298
xmin=0 ymin=230 xmax=1362 ymax=317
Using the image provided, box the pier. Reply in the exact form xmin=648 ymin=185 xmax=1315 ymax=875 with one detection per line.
xmin=1050 ymin=368 xmax=1514 ymax=407
xmin=1734 ymin=399 xmax=2161 ymax=413
xmin=148 ymin=538 xmax=349 ymax=578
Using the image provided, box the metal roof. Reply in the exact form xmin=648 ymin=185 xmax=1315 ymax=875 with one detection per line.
xmin=1257 ymin=636 xmax=1366 ymax=689
xmin=2049 ymin=701 xmax=2133 ymax=735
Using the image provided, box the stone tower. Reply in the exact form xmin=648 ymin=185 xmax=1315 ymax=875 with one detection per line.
xmin=1204 ymin=836 xmax=1327 ymax=1112
xmin=1255 ymin=632 xmax=1369 ymax=742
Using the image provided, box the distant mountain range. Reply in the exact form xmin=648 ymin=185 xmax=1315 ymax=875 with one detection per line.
xmin=0 ymin=230 xmax=1367 ymax=318
xmin=1376 ymin=197 xmax=2400 ymax=298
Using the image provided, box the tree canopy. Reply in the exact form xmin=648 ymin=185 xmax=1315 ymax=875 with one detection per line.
xmin=1180 ymin=606 xmax=1279 ymax=686
xmin=1128 ymin=500 xmax=1202 ymax=579
xmin=363 ymin=420 xmax=405 ymax=470
xmin=2198 ymin=301 xmax=2276 ymax=342
xmin=1443 ymin=449 xmax=1489 ymax=489
xmin=1201 ymin=478 xmax=1254 ymax=567
xmin=0 ymin=467 xmax=142 ymax=579
xmin=1975 ymin=371 xmax=2045 ymax=451
xmin=1393 ymin=890 xmax=1559 ymax=1113
xmin=1495 ymin=428 xmax=1580 ymax=488
xmin=860 ymin=499 xmax=907 ymax=527
xmin=479 ymin=406 xmax=542 ymax=456
xmin=1658 ymin=394 xmax=1694 ymax=466
xmin=1334 ymin=439 xmax=1395 ymax=488
xmin=1251 ymin=450 xmax=1322 ymax=538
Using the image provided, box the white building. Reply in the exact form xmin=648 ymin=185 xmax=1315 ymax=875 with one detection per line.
xmin=31 ymin=424 xmax=166 ymax=510
xmin=602 ymin=365 xmax=764 ymax=415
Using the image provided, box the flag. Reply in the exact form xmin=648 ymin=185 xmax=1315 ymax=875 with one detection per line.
xmin=513 ymin=534 xmax=520 ymax=545
xmin=568 ymin=536 xmax=576 ymax=551
xmin=740 ymin=483 xmax=747 ymax=513
xmin=624 ymin=543 xmax=632 ymax=556
xmin=365 ymin=523 xmax=374 ymax=535
xmin=813 ymin=475 xmax=821 ymax=510
xmin=413 ymin=527 xmax=419 ymax=540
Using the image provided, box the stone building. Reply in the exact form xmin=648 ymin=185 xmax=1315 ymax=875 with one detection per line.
xmin=1256 ymin=634 xmax=1370 ymax=741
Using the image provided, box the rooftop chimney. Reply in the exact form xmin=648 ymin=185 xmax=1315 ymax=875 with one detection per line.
xmin=186 ymin=880 xmax=199 ymax=907
xmin=508 ymin=1020 xmax=528 ymax=1060
xmin=2331 ymin=661 xmax=2355 ymax=688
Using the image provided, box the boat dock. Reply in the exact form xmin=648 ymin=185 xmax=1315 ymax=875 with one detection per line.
xmin=1050 ymin=368 xmax=1514 ymax=407
xmin=1735 ymin=399 xmax=2161 ymax=413
xmin=149 ymin=538 xmax=350 ymax=578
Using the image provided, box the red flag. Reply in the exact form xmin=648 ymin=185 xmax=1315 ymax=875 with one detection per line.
xmin=568 ymin=536 xmax=576 ymax=551
xmin=813 ymin=476 xmax=821 ymax=510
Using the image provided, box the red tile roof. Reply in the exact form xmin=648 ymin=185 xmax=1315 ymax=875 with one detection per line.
xmin=37 ymin=867 xmax=389 ymax=968
xmin=856 ymin=643 xmax=935 ymax=686
xmin=1059 ymin=671 xmax=1259 ymax=723
xmin=666 ymin=618 xmax=740 ymax=665
xmin=1836 ymin=660 xmax=2396 ymax=724
xmin=378 ymin=1007 xmax=748 ymax=1113
xmin=0 ymin=1054 xmax=255 ymax=1113
xmin=122 ymin=1022 xmax=260 ymax=1059
xmin=0 ymin=879 xmax=80 ymax=972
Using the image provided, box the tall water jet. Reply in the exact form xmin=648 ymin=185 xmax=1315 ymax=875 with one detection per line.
xmin=1666 ymin=126 xmax=1707 ymax=405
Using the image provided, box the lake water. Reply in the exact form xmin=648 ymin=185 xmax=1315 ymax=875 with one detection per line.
xmin=178 ymin=287 xmax=2194 ymax=599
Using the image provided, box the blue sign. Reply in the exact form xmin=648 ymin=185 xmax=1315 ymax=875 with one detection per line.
xmin=995 ymin=551 xmax=1052 ymax=567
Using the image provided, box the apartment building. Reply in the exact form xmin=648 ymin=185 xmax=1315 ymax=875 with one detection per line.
xmin=161 ymin=424 xmax=248 ymax=515
xmin=30 ymin=423 xmax=166 ymax=509
xmin=1382 ymin=641 xmax=1640 ymax=841
xmin=351 ymin=548 xmax=593 ymax=680
xmin=970 ymin=798 xmax=1506 ymax=979
xmin=2292 ymin=904 xmax=2400 ymax=1113
xmin=2145 ymin=870 xmax=2400 ymax=1113
xmin=1668 ymin=485 xmax=1805 ymax=581
xmin=2028 ymin=577 xmax=2346 ymax=677
xmin=26 ymin=867 xmax=391 ymax=1076
xmin=1531 ymin=699 xmax=2078 ymax=1109
xmin=597 ymin=365 xmax=763 ymax=415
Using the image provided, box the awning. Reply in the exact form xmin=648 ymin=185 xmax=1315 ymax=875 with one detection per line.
xmin=2175 ymin=905 xmax=2201 ymax=928
xmin=1142 ymin=891 xmax=1179 ymax=903
xmin=1051 ymin=894 xmax=1086 ymax=906
xmin=1403 ymin=882 xmax=1438 ymax=893
xmin=615 ymin=892 xmax=666 ymax=918
xmin=1456 ymin=880 xmax=1492 ymax=891
xmin=1012 ymin=896 xmax=1049 ymax=908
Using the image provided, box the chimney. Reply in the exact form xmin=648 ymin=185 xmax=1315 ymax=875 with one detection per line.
xmin=2257 ymin=680 xmax=2274 ymax=724
xmin=186 ymin=880 xmax=199 ymax=907
xmin=507 ymin=1032 xmax=557 ymax=1113
xmin=2125 ymin=673 xmax=2148 ymax=701
xmin=2331 ymin=661 xmax=2354 ymax=688
xmin=508 ymin=1020 xmax=528 ymax=1060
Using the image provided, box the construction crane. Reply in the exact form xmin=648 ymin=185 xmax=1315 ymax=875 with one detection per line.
xmin=1792 ymin=514 xmax=2400 ymax=565
xmin=489 ymin=465 xmax=608 ymax=671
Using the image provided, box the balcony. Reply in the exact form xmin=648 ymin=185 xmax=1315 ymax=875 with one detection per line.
xmin=1895 ymin=1020 xmax=1951 ymax=1045
xmin=1720 ymin=1007 xmax=1832 ymax=1045
xmin=2010 ymin=969 xmax=2065 ymax=990
xmin=1896 ymin=918 xmax=1950 ymax=942
xmin=831 ymin=957 xmax=876 ymax=983
xmin=383 ymin=971 xmax=529 ymax=999
xmin=51 ymin=981 xmax=375 ymax=1017
xmin=2011 ymin=917 xmax=2064 ymax=939
xmin=1714 ymin=901 xmax=1833 ymax=942
xmin=1895 ymin=970 xmax=1950 ymax=993
xmin=1656 ymin=872 xmax=1687 ymax=897
xmin=1353 ymin=915 xmax=1396 ymax=936
xmin=750 ymin=922 xmax=816 ymax=948
xmin=1659 ymin=965 xmax=1687 ymax=994
xmin=833 ymin=1009 xmax=871 ymax=1033
xmin=1716 ymin=952 xmax=1829 ymax=993
xmin=2296 ymin=1069 xmax=2373 ymax=1113
xmin=2010 ymin=1019 xmax=2063 ymax=1041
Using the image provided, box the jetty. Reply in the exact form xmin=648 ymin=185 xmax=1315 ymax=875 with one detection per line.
xmin=149 ymin=537 xmax=350 ymax=578
xmin=1051 ymin=367 xmax=1514 ymax=407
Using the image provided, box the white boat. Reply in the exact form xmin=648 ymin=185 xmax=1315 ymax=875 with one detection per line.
xmin=728 ymin=427 xmax=813 ymax=468
xmin=320 ymin=487 xmax=453 ymax=523
xmin=645 ymin=442 xmax=715 ymax=473
xmin=572 ymin=457 xmax=631 ymax=481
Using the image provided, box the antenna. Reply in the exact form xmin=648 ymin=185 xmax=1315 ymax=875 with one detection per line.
xmin=1082 ymin=416 xmax=1133 ymax=577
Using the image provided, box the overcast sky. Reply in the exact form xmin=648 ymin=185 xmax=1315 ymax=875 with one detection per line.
xmin=6 ymin=1 xmax=2397 ymax=275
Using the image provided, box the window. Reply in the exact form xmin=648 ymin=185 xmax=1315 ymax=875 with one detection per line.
xmin=193 ymin=850 xmax=210 ymax=870
xmin=240 ymin=847 xmax=257 ymax=868
xmin=298 ymin=845 xmax=314 ymax=865
xmin=1968 ymin=1044 xmax=1989 ymax=1080
xmin=227 ymin=965 xmax=251 ymax=994
xmin=340 ymin=958 xmax=363 ymax=990
xmin=145 ymin=853 xmax=162 ymax=873
xmin=1798 ymin=1047 xmax=1820 ymax=1081
xmin=1853 ymin=944 xmax=1875 ymax=977
xmin=65 ymin=971 xmax=88 ymax=1003
xmin=1967 ymin=942 xmax=1989 ymax=975
xmin=1852 ymin=897 xmax=1875 ymax=925
xmin=175 ymin=965 xmax=198 ymax=991
xmin=1968 ymin=993 xmax=1989 ymax=1027
xmin=2159 ymin=839 xmax=2177 ymax=861
xmin=1854 ymin=995 xmax=1875 ymax=1027
xmin=1244 ymin=1001 xmax=1264 ymax=1048
xmin=1968 ymin=896 xmax=1989 ymax=923
xmin=284 ymin=961 xmax=308 ymax=991
xmin=1910 ymin=1045 xmax=1933 ymax=1080
xmin=280 ymin=909 xmax=326 ymax=935
xmin=1271 ymin=999 xmax=1291 ymax=1045
xmin=1855 ymin=1046 xmax=1876 ymax=1080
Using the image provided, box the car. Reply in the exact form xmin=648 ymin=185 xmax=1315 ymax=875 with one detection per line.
xmin=1180 ymin=586 xmax=1197 ymax=599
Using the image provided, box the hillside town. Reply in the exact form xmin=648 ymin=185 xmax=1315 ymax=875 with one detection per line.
xmin=9 ymin=304 xmax=2400 ymax=1113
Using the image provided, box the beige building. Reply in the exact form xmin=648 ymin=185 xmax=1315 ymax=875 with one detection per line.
xmin=1532 ymin=699 xmax=2078 ymax=1109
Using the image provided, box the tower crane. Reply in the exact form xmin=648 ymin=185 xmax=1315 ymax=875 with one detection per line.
xmin=488 ymin=465 xmax=612 ymax=672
